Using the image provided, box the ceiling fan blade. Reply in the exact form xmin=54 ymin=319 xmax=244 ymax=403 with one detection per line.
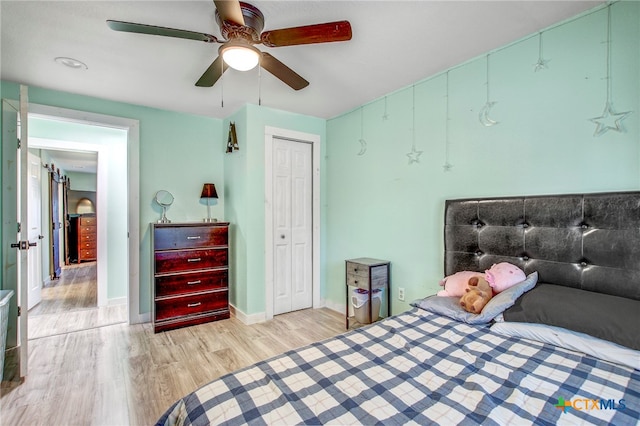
xmin=107 ymin=20 xmax=219 ymax=43
xmin=196 ymin=56 xmax=229 ymax=87
xmin=214 ymin=0 xmax=245 ymax=26
xmin=261 ymin=21 xmax=352 ymax=47
xmin=260 ymin=53 xmax=309 ymax=91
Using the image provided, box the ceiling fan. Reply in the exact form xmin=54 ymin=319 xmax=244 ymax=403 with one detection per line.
xmin=107 ymin=0 xmax=352 ymax=90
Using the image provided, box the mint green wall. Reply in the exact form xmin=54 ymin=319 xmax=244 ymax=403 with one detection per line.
xmin=66 ymin=171 xmax=97 ymax=192
xmin=326 ymin=2 xmax=639 ymax=314
xmin=224 ymin=104 xmax=326 ymax=316
xmin=223 ymin=107 xmax=248 ymax=314
xmin=1 ymin=82 xmax=224 ymax=314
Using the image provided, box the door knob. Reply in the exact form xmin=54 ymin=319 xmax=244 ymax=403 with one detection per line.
xmin=280 ymin=235 xmax=285 ymax=239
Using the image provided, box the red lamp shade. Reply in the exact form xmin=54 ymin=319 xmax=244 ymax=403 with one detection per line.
xmin=200 ymin=183 xmax=218 ymax=199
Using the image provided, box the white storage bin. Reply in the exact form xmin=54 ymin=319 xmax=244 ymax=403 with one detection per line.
xmin=0 ymin=290 xmax=14 ymax=382
xmin=351 ymin=288 xmax=382 ymax=324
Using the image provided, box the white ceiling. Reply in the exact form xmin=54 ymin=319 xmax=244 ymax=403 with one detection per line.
xmin=40 ymin=149 xmax=98 ymax=174
xmin=1 ymin=0 xmax=603 ymax=124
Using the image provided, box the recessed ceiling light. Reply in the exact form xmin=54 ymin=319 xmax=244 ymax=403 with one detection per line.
xmin=54 ymin=57 xmax=88 ymax=70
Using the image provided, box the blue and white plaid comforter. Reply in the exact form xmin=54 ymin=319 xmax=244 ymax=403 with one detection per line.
xmin=157 ymin=309 xmax=639 ymax=425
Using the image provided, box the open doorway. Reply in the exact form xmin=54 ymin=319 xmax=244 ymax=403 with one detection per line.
xmin=27 ymin=144 xmax=125 ymax=339
xmin=25 ymin=109 xmax=135 ymax=339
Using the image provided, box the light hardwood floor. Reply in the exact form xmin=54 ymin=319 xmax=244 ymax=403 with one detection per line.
xmin=28 ymin=263 xmax=127 ymax=339
xmin=1 ymin=305 xmax=345 ymax=425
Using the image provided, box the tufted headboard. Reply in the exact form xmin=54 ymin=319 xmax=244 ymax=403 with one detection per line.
xmin=444 ymin=191 xmax=640 ymax=301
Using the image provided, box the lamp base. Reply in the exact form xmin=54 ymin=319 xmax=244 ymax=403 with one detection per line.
xmin=203 ymin=218 xmax=218 ymax=223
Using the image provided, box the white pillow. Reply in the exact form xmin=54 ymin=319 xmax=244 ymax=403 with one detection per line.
xmin=491 ymin=321 xmax=640 ymax=371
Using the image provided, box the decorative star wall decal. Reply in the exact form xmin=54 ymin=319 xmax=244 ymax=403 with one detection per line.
xmin=406 ymin=146 xmax=423 ymax=164
xmin=589 ymin=102 xmax=632 ymax=136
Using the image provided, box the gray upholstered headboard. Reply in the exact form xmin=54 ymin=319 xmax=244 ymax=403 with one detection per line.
xmin=444 ymin=191 xmax=640 ymax=301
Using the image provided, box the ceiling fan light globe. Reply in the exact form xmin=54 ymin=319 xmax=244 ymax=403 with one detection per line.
xmin=221 ymin=45 xmax=260 ymax=71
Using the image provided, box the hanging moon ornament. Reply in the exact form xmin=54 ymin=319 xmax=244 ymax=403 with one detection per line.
xmin=356 ymin=138 xmax=367 ymax=156
xmin=479 ymin=101 xmax=498 ymax=127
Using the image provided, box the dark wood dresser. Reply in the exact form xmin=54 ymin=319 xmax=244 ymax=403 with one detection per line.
xmin=151 ymin=222 xmax=230 ymax=333
xmin=68 ymin=214 xmax=97 ymax=263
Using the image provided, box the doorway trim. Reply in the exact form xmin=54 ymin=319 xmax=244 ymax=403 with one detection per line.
xmin=28 ymin=103 xmax=141 ymax=324
xmin=264 ymin=126 xmax=320 ymax=321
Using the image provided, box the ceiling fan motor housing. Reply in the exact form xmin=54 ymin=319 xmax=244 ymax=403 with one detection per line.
xmin=216 ymin=2 xmax=264 ymax=43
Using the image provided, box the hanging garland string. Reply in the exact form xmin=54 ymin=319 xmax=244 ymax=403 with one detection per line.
xmin=479 ymin=54 xmax=498 ymax=127
xmin=443 ymin=72 xmax=452 ymax=172
xmin=406 ymin=85 xmax=423 ymax=164
xmin=588 ymin=4 xmax=632 ymax=136
xmin=533 ymin=31 xmax=550 ymax=72
xmin=357 ymin=106 xmax=367 ymax=156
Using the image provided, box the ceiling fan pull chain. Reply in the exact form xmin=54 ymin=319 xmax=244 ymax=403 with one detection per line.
xmin=221 ymin=58 xmax=225 ymax=108
xmin=258 ymin=64 xmax=262 ymax=106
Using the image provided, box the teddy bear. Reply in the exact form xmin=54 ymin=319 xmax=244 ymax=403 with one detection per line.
xmin=459 ymin=276 xmax=493 ymax=314
xmin=437 ymin=271 xmax=484 ymax=297
xmin=485 ymin=262 xmax=526 ymax=294
xmin=437 ymin=262 xmax=526 ymax=297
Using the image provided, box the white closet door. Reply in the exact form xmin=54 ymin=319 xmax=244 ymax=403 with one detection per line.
xmin=273 ymin=138 xmax=312 ymax=315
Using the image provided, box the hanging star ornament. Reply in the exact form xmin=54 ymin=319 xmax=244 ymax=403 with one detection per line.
xmin=533 ymin=57 xmax=550 ymax=72
xmin=443 ymin=162 xmax=453 ymax=172
xmin=406 ymin=146 xmax=423 ymax=164
xmin=589 ymin=102 xmax=632 ymax=136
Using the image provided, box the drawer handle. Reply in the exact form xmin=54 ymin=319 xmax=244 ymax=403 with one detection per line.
xmin=187 ymin=236 xmax=201 ymax=240
xmin=187 ymin=302 xmax=202 ymax=308
xmin=354 ymin=268 xmax=358 ymax=272
xmin=354 ymin=280 xmax=358 ymax=284
xmin=187 ymin=280 xmax=202 ymax=285
xmin=187 ymin=258 xmax=202 ymax=262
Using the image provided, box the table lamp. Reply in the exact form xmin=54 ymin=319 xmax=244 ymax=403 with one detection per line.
xmin=200 ymin=183 xmax=218 ymax=223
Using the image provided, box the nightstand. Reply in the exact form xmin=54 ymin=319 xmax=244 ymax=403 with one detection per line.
xmin=345 ymin=258 xmax=390 ymax=330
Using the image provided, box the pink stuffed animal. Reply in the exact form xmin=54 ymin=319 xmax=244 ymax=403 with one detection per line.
xmin=437 ymin=271 xmax=484 ymax=297
xmin=485 ymin=262 xmax=526 ymax=294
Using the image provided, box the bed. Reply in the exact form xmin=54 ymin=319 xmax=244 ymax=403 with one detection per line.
xmin=158 ymin=191 xmax=640 ymax=425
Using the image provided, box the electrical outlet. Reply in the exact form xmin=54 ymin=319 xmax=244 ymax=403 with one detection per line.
xmin=398 ymin=287 xmax=405 ymax=301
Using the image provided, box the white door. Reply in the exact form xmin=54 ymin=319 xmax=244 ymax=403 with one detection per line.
xmin=273 ymin=138 xmax=312 ymax=315
xmin=1 ymin=87 xmax=30 ymax=378
xmin=27 ymin=151 xmax=42 ymax=310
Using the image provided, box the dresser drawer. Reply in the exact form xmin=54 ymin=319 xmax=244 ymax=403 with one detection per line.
xmin=79 ymin=240 xmax=96 ymax=250
xmin=155 ymin=269 xmax=228 ymax=298
xmin=346 ymin=261 xmax=370 ymax=278
xmin=346 ymin=262 xmax=388 ymax=290
xmin=155 ymin=248 xmax=228 ymax=274
xmin=79 ymin=216 xmax=96 ymax=226
xmin=79 ymin=249 xmax=97 ymax=260
xmin=155 ymin=290 xmax=228 ymax=321
xmin=154 ymin=225 xmax=228 ymax=250
xmin=78 ymin=231 xmax=97 ymax=243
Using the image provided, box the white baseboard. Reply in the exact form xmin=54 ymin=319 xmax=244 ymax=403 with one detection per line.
xmin=130 ymin=312 xmax=151 ymax=324
xmin=230 ymin=304 xmax=266 ymax=325
xmin=323 ymin=298 xmax=345 ymax=315
xmin=108 ymin=297 xmax=127 ymax=306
